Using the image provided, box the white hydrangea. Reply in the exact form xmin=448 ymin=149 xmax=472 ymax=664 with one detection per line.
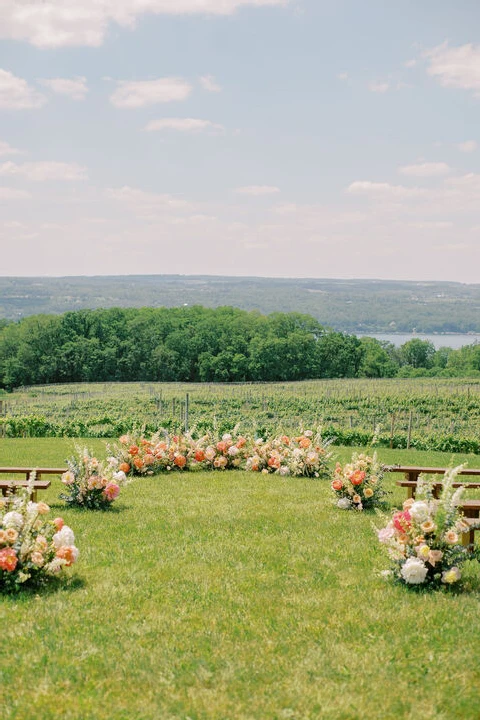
xmin=400 ymin=557 xmax=428 ymax=584
xmin=3 ymin=511 xmax=24 ymax=530
xmin=113 ymin=470 xmax=127 ymax=483
xmin=409 ymin=501 xmax=430 ymax=524
xmin=53 ymin=525 xmax=75 ymax=548
xmin=337 ymin=497 xmax=351 ymax=509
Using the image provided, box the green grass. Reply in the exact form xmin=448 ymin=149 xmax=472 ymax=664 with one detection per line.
xmin=1 ymin=439 xmax=480 ymax=719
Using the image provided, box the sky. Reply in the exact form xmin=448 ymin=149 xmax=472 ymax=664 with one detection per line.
xmin=1 ymin=0 xmax=480 ymax=282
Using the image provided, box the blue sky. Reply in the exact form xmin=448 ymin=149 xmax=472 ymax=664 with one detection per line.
xmin=1 ymin=0 xmax=480 ymax=281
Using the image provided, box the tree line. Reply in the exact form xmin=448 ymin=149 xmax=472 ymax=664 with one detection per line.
xmin=0 ymin=306 xmax=479 ymax=390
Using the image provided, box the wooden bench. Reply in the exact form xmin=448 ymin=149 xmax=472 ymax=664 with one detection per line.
xmin=384 ymin=466 xmax=480 ymax=498
xmin=384 ymin=466 xmax=480 ymax=549
xmin=0 ymin=467 xmax=67 ymax=501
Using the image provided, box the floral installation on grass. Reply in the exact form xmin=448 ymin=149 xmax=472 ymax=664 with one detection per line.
xmin=245 ymin=430 xmax=334 ymax=478
xmin=109 ymin=428 xmax=334 ymax=478
xmin=61 ymin=447 xmax=128 ymax=509
xmin=331 ymin=450 xmax=386 ymax=510
xmin=375 ymin=466 xmax=478 ymax=588
xmin=195 ymin=432 xmax=249 ymax=471
xmin=0 ymin=475 xmax=79 ymax=593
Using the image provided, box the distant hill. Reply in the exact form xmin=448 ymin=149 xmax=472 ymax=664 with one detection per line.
xmin=1 ymin=275 xmax=480 ymax=333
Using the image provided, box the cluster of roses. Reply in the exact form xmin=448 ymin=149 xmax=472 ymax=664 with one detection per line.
xmin=376 ymin=466 xmax=476 ymax=588
xmin=110 ymin=429 xmax=333 ymax=478
xmin=0 ymin=481 xmax=78 ymax=593
xmin=61 ymin=447 xmax=128 ymax=510
xmin=331 ymin=452 xmax=386 ymax=510
xmin=245 ymin=431 xmax=333 ymax=478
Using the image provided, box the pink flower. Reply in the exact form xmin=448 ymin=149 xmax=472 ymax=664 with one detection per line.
xmin=103 ymin=482 xmax=120 ymax=501
xmin=393 ymin=510 xmax=411 ymax=533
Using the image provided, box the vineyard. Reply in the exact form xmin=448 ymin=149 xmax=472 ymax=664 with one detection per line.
xmin=2 ymin=378 xmax=480 ymax=453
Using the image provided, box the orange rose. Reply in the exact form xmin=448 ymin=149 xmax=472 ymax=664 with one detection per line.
xmin=128 ymin=445 xmax=139 ymax=456
xmin=331 ymin=479 xmax=343 ymax=491
xmin=350 ymin=470 xmax=366 ymax=486
xmin=174 ymin=454 xmax=187 ymax=468
xmin=133 ymin=457 xmax=144 ymax=470
xmin=194 ymin=449 xmax=205 ymax=462
xmin=119 ymin=462 xmax=131 ymax=474
xmin=56 ymin=546 xmax=76 ymax=566
xmin=144 ymin=453 xmax=155 ymax=465
xmin=298 ymin=437 xmax=311 ymax=449
xmin=52 ymin=517 xmax=64 ymax=531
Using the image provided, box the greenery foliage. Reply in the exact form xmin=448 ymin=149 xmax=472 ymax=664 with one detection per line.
xmin=1 ymin=306 xmax=480 ymax=391
xmin=2 ymin=378 xmax=480 ymax=454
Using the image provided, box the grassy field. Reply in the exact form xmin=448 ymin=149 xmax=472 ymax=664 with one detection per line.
xmin=1 ymin=439 xmax=480 ymax=719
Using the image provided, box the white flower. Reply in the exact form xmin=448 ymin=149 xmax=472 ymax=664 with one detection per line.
xmin=337 ymin=497 xmax=351 ymax=509
xmin=107 ymin=456 xmax=119 ymax=468
xmin=400 ymin=557 xmax=428 ymax=584
xmin=279 ymin=465 xmax=290 ymax=476
xmin=227 ymin=446 xmax=239 ymax=456
xmin=377 ymin=524 xmax=395 ymax=543
xmin=410 ymin=501 xmax=430 ymax=524
xmin=304 ymin=430 xmax=313 ymax=437
xmin=222 ymin=433 xmax=232 ymax=441
xmin=113 ymin=470 xmax=127 ymax=483
xmin=53 ymin=525 xmax=75 ymax=548
xmin=3 ymin=511 xmax=24 ymax=530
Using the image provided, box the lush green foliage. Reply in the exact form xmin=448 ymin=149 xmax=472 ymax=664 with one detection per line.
xmin=3 ymin=378 xmax=480 ymax=454
xmin=1 ymin=439 xmax=480 ymax=719
xmin=1 ymin=306 xmax=480 ymax=391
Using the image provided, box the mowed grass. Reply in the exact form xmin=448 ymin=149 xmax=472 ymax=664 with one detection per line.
xmin=1 ymin=439 xmax=480 ymax=720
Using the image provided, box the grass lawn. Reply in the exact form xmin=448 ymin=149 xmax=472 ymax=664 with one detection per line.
xmin=1 ymin=439 xmax=480 ymax=719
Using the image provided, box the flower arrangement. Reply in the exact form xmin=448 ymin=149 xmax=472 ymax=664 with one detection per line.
xmin=245 ymin=430 xmax=334 ymax=478
xmin=112 ymin=432 xmax=160 ymax=476
xmin=331 ymin=451 xmax=386 ymax=510
xmin=61 ymin=447 xmax=128 ymax=509
xmin=375 ymin=466 xmax=476 ymax=588
xmin=108 ymin=428 xmax=334 ymax=478
xmin=0 ymin=477 xmax=79 ymax=593
xmin=198 ymin=432 xmax=249 ymax=471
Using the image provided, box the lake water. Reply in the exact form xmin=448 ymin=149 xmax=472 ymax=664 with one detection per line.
xmin=355 ymin=333 xmax=480 ymax=350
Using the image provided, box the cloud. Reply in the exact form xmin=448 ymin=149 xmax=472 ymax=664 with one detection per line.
xmin=404 ymin=59 xmax=417 ymax=69
xmin=409 ymin=221 xmax=453 ymax=229
xmin=347 ymin=181 xmax=426 ymax=199
xmin=199 ymin=75 xmax=222 ymax=93
xmin=398 ymin=162 xmax=451 ymax=178
xmin=0 ymin=187 xmax=31 ymax=200
xmin=106 ymin=185 xmax=191 ymax=211
xmin=38 ymin=76 xmax=88 ymax=100
xmin=144 ymin=118 xmax=224 ymax=133
xmin=337 ymin=72 xmax=349 ymax=81
xmin=458 ymin=140 xmax=477 ymax=153
xmin=0 ymin=0 xmax=290 ymax=48
xmin=0 ymin=140 xmax=23 ymax=157
xmin=0 ymin=69 xmax=46 ymax=109
xmin=235 ymin=185 xmax=281 ymax=196
xmin=425 ymin=42 xmax=480 ymax=94
xmin=110 ymin=78 xmax=192 ymax=108
xmin=368 ymin=81 xmax=389 ymax=93
xmin=0 ymin=161 xmax=88 ymax=181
